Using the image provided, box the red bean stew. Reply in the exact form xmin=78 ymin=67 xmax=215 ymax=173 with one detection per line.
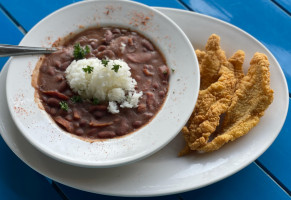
xmin=36 ymin=27 xmax=169 ymax=139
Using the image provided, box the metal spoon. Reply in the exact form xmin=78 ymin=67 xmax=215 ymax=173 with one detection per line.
xmin=0 ymin=44 xmax=58 ymax=57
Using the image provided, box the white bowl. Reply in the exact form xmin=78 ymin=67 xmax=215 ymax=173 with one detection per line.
xmin=5 ymin=1 xmax=199 ymax=167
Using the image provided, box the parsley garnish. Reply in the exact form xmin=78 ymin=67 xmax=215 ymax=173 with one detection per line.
xmin=163 ymin=70 xmax=168 ymax=75
xmin=85 ymin=45 xmax=90 ymax=54
xmin=59 ymin=101 xmax=69 ymax=111
xmin=82 ymin=65 xmax=94 ymax=74
xmin=71 ymin=96 xmax=82 ymax=103
xmin=73 ymin=43 xmax=90 ymax=60
xmin=92 ymin=98 xmax=100 ymax=105
xmin=112 ymin=64 xmax=122 ymax=73
xmin=171 ymin=68 xmax=175 ymax=73
xmin=101 ymin=59 xmax=109 ymax=67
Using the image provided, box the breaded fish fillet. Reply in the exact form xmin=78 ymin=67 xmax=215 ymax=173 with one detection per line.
xmin=180 ymin=36 xmax=245 ymax=155
xmin=180 ymin=65 xmax=237 ymax=155
xmin=199 ymin=34 xmax=229 ymax=90
xmin=196 ymin=53 xmax=273 ymax=152
xmin=180 ymin=34 xmax=273 ymax=155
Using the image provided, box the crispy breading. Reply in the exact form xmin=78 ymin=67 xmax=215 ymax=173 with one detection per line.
xmin=180 ymin=65 xmax=237 ymax=155
xmin=180 ymin=35 xmax=244 ymax=156
xmin=180 ymin=34 xmax=273 ymax=155
xmin=228 ymin=50 xmax=245 ymax=85
xmin=199 ymin=34 xmax=229 ymax=90
xmin=195 ymin=53 xmax=273 ymax=152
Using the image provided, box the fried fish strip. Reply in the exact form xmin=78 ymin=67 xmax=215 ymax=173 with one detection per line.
xmin=228 ymin=50 xmax=245 ymax=86
xmin=195 ymin=53 xmax=273 ymax=152
xmin=180 ymin=51 xmax=245 ymax=155
xmin=199 ymin=34 xmax=229 ymax=90
xmin=180 ymin=35 xmax=247 ymax=156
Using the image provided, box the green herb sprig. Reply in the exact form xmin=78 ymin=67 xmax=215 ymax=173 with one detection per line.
xmin=112 ymin=64 xmax=122 ymax=73
xmin=73 ymin=43 xmax=90 ymax=60
xmin=59 ymin=101 xmax=69 ymax=111
xmin=92 ymin=98 xmax=100 ymax=105
xmin=82 ymin=65 xmax=94 ymax=74
xmin=71 ymin=96 xmax=82 ymax=103
xmin=101 ymin=59 xmax=109 ymax=67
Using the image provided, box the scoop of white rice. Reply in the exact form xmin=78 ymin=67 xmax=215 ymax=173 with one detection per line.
xmin=65 ymin=58 xmax=142 ymax=114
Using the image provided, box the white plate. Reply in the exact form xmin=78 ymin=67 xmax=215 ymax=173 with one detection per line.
xmin=0 ymin=8 xmax=288 ymax=197
xmin=5 ymin=1 xmax=198 ymax=167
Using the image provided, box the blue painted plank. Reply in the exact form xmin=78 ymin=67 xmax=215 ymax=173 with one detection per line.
xmin=0 ymin=9 xmax=23 ymax=70
xmin=0 ymin=0 xmax=79 ymax=31
xmin=180 ymin=163 xmax=290 ymax=200
xmin=0 ymin=8 xmax=62 ymax=200
xmin=256 ymin=98 xmax=291 ymax=194
xmin=0 ymin=0 xmax=186 ymax=33
xmin=274 ymin=0 xmax=291 ymax=14
xmin=0 ymin=137 xmax=63 ymax=200
xmin=181 ymin=0 xmax=291 ymax=93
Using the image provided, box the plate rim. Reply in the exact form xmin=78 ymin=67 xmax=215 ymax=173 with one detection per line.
xmin=0 ymin=7 xmax=289 ymax=197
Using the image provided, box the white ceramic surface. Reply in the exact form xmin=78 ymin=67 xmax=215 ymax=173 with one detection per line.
xmin=0 ymin=8 xmax=288 ymax=197
xmin=5 ymin=1 xmax=198 ymax=167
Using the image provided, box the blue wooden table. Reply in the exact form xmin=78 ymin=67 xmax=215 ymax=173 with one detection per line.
xmin=0 ymin=0 xmax=290 ymax=199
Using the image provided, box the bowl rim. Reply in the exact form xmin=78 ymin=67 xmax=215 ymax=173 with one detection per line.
xmin=5 ymin=0 xmax=199 ymax=168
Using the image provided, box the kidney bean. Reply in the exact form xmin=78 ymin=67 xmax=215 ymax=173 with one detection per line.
xmin=97 ymin=45 xmax=106 ymax=52
xmin=146 ymin=92 xmax=156 ymax=110
xmin=48 ymin=107 xmax=57 ymax=115
xmin=137 ymin=103 xmax=146 ymax=113
xmin=97 ymin=50 xmax=115 ymax=59
xmin=86 ymin=128 xmax=98 ymax=136
xmin=46 ymin=66 xmax=55 ymax=76
xmin=143 ymin=112 xmax=154 ymax=119
xmin=112 ymin=28 xmax=121 ymax=34
xmin=144 ymin=79 xmax=152 ymax=90
xmin=64 ymin=89 xmax=73 ymax=97
xmin=79 ymin=119 xmax=88 ymax=127
xmin=128 ymin=37 xmax=134 ymax=45
xmin=145 ymin=64 xmax=154 ymax=70
xmin=158 ymin=65 xmax=170 ymax=79
xmin=152 ymin=82 xmax=159 ymax=89
xmin=54 ymin=116 xmax=74 ymax=132
xmin=98 ymin=131 xmax=116 ymax=138
xmin=127 ymin=52 xmax=152 ymax=63
xmin=47 ymin=98 xmax=60 ymax=107
xmin=141 ymin=39 xmax=154 ymax=51
xmin=89 ymin=104 xmax=107 ymax=112
xmin=58 ymin=81 xmax=68 ymax=92
xmin=94 ymin=111 xmax=105 ymax=118
xmin=89 ymin=39 xmax=99 ymax=49
xmin=55 ymin=74 xmax=64 ymax=82
xmin=132 ymin=121 xmax=142 ymax=128
xmin=143 ymin=68 xmax=154 ymax=76
xmin=73 ymin=122 xmax=80 ymax=128
xmin=76 ymin=36 xmax=88 ymax=46
xmin=65 ymin=115 xmax=73 ymax=121
xmin=158 ymin=90 xmax=166 ymax=98
xmin=60 ymin=61 xmax=71 ymax=71
xmin=104 ymin=30 xmax=113 ymax=43
xmin=75 ymin=128 xmax=84 ymax=136
xmin=54 ymin=60 xmax=62 ymax=68
xmin=116 ymin=121 xmax=129 ymax=136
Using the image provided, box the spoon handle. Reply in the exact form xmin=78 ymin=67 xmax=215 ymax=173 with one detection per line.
xmin=0 ymin=44 xmax=58 ymax=57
